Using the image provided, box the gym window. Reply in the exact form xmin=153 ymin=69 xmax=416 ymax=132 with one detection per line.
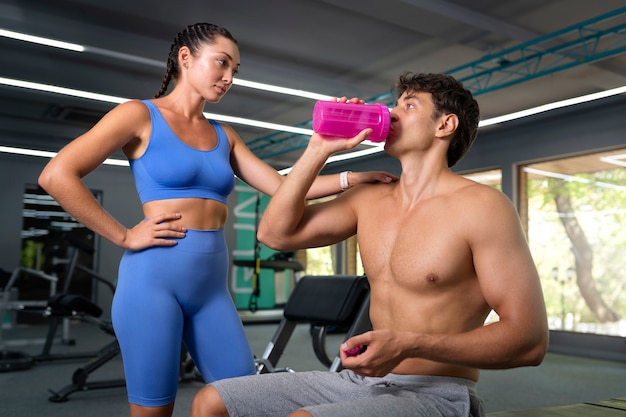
xmin=520 ymin=148 xmax=626 ymax=337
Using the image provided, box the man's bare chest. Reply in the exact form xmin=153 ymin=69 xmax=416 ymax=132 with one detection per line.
xmin=357 ymin=205 xmax=472 ymax=285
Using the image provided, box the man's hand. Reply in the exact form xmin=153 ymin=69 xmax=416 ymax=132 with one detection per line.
xmin=339 ymin=329 xmax=410 ymax=377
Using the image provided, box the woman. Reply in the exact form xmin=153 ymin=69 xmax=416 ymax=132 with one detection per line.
xmin=38 ymin=23 xmax=394 ymax=417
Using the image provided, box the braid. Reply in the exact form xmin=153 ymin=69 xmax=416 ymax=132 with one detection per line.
xmin=154 ymin=23 xmax=238 ymax=98
xmin=154 ymin=41 xmax=178 ymax=98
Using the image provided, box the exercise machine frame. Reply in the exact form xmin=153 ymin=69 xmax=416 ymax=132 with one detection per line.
xmin=255 ymin=274 xmax=371 ymax=374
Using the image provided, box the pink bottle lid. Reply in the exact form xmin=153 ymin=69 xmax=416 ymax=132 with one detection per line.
xmin=312 ymin=101 xmax=390 ymax=142
xmin=344 ymin=345 xmax=364 ymax=356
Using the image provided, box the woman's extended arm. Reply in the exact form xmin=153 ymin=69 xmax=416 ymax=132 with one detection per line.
xmin=225 ymin=123 xmax=396 ymax=199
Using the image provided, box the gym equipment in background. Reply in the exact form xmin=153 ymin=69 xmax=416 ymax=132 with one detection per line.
xmin=255 ymin=274 xmax=371 ymax=374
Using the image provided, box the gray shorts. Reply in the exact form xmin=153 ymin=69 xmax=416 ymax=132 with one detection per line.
xmin=211 ymin=369 xmax=485 ymax=417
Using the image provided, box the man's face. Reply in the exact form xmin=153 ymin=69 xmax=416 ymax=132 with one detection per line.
xmin=385 ymin=90 xmax=437 ymax=153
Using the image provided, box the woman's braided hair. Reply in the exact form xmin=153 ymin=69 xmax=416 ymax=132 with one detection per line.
xmin=154 ymin=23 xmax=238 ymax=98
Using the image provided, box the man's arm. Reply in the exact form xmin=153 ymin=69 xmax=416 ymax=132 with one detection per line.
xmin=461 ymin=188 xmax=549 ymax=367
xmin=257 ymin=132 xmax=369 ymax=250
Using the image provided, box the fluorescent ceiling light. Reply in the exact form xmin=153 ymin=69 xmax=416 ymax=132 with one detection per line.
xmin=0 ymin=28 xmax=84 ymax=52
xmin=204 ymin=112 xmax=312 ymax=135
xmin=0 ymin=77 xmax=127 ymax=104
xmin=0 ymin=77 xmax=313 ymax=136
xmin=0 ymin=146 xmax=57 ymax=159
xmin=479 ymin=85 xmax=626 ymax=127
xmin=0 ymin=145 xmax=127 ymax=166
xmin=234 ymin=79 xmax=332 ymax=101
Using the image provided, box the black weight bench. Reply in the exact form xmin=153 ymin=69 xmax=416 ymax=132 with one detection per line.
xmin=0 ymin=292 xmax=115 ymax=372
xmin=36 ymin=293 xmax=112 ymax=361
xmin=487 ymin=396 xmax=626 ymax=416
xmin=255 ymin=274 xmax=371 ymax=374
xmin=46 ymin=294 xmax=124 ymax=402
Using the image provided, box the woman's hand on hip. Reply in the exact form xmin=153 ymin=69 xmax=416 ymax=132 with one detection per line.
xmin=123 ymin=212 xmax=187 ymax=250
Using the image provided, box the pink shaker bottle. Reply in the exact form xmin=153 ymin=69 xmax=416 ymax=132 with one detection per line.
xmin=312 ymin=101 xmax=390 ymax=143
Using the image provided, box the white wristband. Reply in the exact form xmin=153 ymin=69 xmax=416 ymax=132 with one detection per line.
xmin=340 ymin=171 xmax=352 ymax=191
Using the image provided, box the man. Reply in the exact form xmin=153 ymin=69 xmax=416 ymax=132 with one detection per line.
xmin=191 ymin=72 xmax=549 ymax=417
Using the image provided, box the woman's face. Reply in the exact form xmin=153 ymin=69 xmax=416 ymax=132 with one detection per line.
xmin=184 ymin=35 xmax=240 ymax=103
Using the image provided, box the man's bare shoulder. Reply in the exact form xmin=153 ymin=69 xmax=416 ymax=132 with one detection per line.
xmin=455 ymin=177 xmax=512 ymax=205
xmin=452 ymin=178 xmax=524 ymax=237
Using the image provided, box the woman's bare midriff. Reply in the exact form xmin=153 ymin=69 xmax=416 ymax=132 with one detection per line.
xmin=143 ymin=198 xmax=229 ymax=230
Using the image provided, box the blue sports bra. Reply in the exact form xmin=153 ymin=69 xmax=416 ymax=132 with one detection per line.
xmin=129 ymin=100 xmax=235 ymax=205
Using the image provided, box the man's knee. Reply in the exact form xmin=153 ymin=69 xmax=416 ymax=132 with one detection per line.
xmin=191 ymin=385 xmax=228 ymax=417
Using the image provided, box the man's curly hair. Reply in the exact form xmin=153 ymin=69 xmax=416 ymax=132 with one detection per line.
xmin=394 ymin=73 xmax=480 ymax=167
